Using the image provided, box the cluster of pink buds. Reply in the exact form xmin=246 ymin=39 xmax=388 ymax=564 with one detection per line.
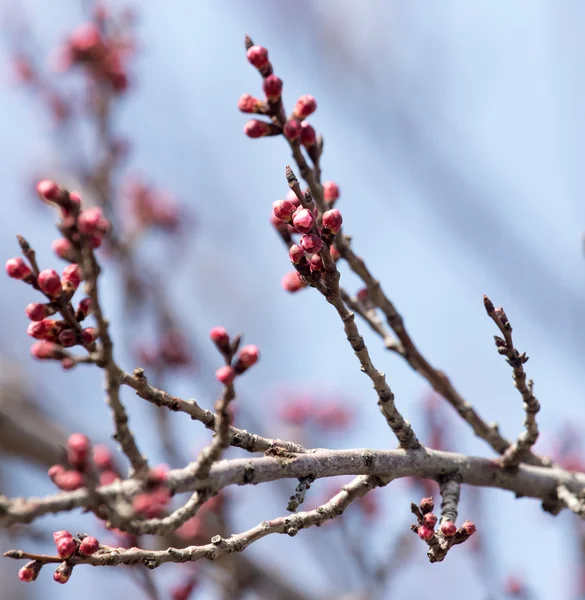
xmin=18 ymin=531 xmax=100 ymax=584
xmin=240 ymin=37 xmax=321 ymax=157
xmin=278 ymin=393 xmax=351 ymax=432
xmin=4 ymin=182 xmax=107 ymax=367
xmin=92 ymin=444 xmax=122 ymax=486
xmin=53 ymin=15 xmax=134 ymax=94
xmin=273 ymin=185 xmax=343 ymax=293
xmin=123 ymin=178 xmax=180 ymax=231
xmin=211 ymin=327 xmax=260 ymax=386
xmin=48 ymin=433 xmax=94 ymax=491
xmin=132 ymin=465 xmax=171 ymax=518
xmin=411 ymin=496 xmax=476 ymax=549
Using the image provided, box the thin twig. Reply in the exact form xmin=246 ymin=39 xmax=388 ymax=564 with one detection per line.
xmin=483 ymin=296 xmax=541 ymax=468
xmin=119 ymin=367 xmax=306 ymax=454
xmin=79 ymin=244 xmax=149 ymax=478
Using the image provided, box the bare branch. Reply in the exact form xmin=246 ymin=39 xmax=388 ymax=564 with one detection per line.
xmin=4 ymin=476 xmax=383 ymax=570
xmin=286 ymin=166 xmax=420 ymax=451
xmin=79 ymin=244 xmax=149 ymax=478
xmin=439 ymin=477 xmax=461 ymax=525
xmin=3 ymin=448 xmax=585 ymax=528
xmin=557 ymin=484 xmax=585 ymax=519
xmin=119 ymin=367 xmax=306 ymax=455
xmin=483 ymin=296 xmax=541 ymax=468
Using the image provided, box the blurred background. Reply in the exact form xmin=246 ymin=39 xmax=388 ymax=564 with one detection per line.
xmin=0 ymin=1 xmax=584 ymax=599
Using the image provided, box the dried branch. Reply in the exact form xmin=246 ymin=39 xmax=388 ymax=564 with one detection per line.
xmin=483 ymin=296 xmax=541 ymax=468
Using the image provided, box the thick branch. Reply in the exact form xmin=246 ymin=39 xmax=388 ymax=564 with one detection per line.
xmin=3 ymin=448 xmax=584 ymax=527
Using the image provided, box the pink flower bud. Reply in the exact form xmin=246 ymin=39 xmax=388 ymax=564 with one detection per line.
xmin=5 ymin=257 xmax=32 ymax=280
xmin=53 ymin=562 xmax=72 ymax=584
xmin=216 ymin=365 xmax=235 ymax=386
xmin=281 ymin=271 xmax=306 ymax=293
xmin=48 ymin=464 xmax=65 ymax=482
xmin=270 ymin=213 xmax=287 ymax=231
xmin=461 ymin=520 xmax=476 ymax=536
xmin=18 ymin=562 xmax=40 ymax=582
xmin=25 ymin=303 xmax=49 ymax=321
xmin=293 ymin=95 xmax=317 ymax=119
xmin=81 ymin=327 xmax=97 ymax=344
xmin=52 ymin=238 xmax=74 ymax=260
xmin=148 ymin=464 xmax=169 ymax=485
xmin=62 ymin=263 xmax=82 ymax=289
xmin=99 ymin=470 xmax=119 ymax=485
xmin=289 ymin=244 xmax=305 ymax=264
xmin=418 ymin=525 xmax=434 ymax=541
xmin=419 ymin=497 xmax=434 ymax=514
xmin=283 ymin=119 xmax=301 ymax=141
xmin=77 ymin=297 xmax=92 ymax=318
xmin=300 ymin=233 xmax=323 ymax=254
xmin=238 ymin=344 xmax=259 ymax=367
xmin=56 ymin=537 xmax=76 ymax=559
xmin=310 ymin=254 xmax=323 ymax=271
xmin=286 ymin=190 xmax=301 ymax=206
xmin=263 ymin=74 xmax=283 ymax=101
xmin=59 ymin=329 xmax=77 ymax=347
xmin=423 ymin=513 xmax=437 ymax=528
xmin=69 ymin=191 xmax=82 ymax=206
xmin=210 ymin=326 xmax=229 ymax=346
xmin=79 ymin=536 xmax=99 ymax=555
xmin=238 ymin=93 xmax=262 ymax=113
xmin=30 ymin=340 xmax=60 ymax=359
xmin=67 ymin=433 xmax=90 ymax=466
xmin=323 ymin=181 xmax=340 ymax=203
xmin=38 ymin=269 xmax=62 ymax=297
xmin=88 ymin=235 xmax=103 ymax=248
xmin=244 ymin=119 xmax=272 ymax=138
xmin=93 ymin=445 xmax=113 ymax=469
xmin=54 ymin=470 xmax=84 ymax=491
xmin=61 ymin=357 xmax=75 ymax=370
xmin=246 ymin=45 xmax=269 ymax=69
xmin=70 ymin=22 xmax=101 ymax=54
xmin=300 ymin=122 xmax=316 ymax=147
xmin=292 ymin=208 xmax=315 ymax=233
xmin=53 ymin=530 xmax=73 ymax=544
xmin=322 ymin=209 xmax=343 ymax=233
xmin=273 ymin=199 xmax=297 ymax=223
xmin=77 ymin=207 xmax=108 ymax=236
xmin=330 ymin=244 xmax=341 ymax=261
xmin=440 ymin=521 xmax=457 ymax=537
xmin=36 ymin=179 xmax=60 ymax=201
xmin=27 ymin=319 xmax=51 ymax=340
